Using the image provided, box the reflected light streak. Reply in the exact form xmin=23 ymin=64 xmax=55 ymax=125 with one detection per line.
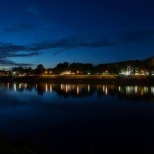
xmin=126 ymin=86 xmax=134 ymax=95
xmin=119 ymin=86 xmax=121 ymax=92
xmin=135 ymin=86 xmax=138 ymax=94
xmin=88 ymin=84 xmax=90 ymax=92
xmin=72 ymin=85 xmax=75 ymax=90
xmin=126 ymin=86 xmax=135 ymax=95
xmin=66 ymin=84 xmax=68 ymax=93
xmin=77 ymin=86 xmax=80 ymax=95
xmin=50 ymin=85 xmax=52 ymax=93
xmin=126 ymin=86 xmax=130 ymax=95
xmin=141 ymin=88 xmax=144 ymax=96
xmin=14 ymin=83 xmax=16 ymax=92
xmin=24 ymin=83 xmax=27 ymax=88
xmin=67 ymin=84 xmax=71 ymax=92
xmin=151 ymin=87 xmax=154 ymax=95
xmin=61 ymin=84 xmax=64 ymax=91
xmin=19 ymin=83 xmax=21 ymax=89
xmin=144 ymin=87 xmax=149 ymax=94
xmin=103 ymin=85 xmax=105 ymax=92
xmin=7 ymin=83 xmax=10 ymax=90
xmin=105 ymin=87 xmax=108 ymax=96
xmin=45 ymin=84 xmax=48 ymax=92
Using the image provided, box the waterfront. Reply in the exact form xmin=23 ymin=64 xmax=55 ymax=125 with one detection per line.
xmin=0 ymin=82 xmax=154 ymax=153
xmin=0 ymin=75 xmax=154 ymax=85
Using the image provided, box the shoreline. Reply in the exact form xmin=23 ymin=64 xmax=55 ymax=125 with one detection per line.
xmin=0 ymin=75 xmax=153 ymax=85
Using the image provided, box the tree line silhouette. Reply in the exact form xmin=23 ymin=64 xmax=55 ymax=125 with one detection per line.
xmin=10 ymin=58 xmax=154 ymax=75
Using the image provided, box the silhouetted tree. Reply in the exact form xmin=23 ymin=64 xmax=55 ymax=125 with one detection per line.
xmin=23 ymin=67 xmax=34 ymax=75
xmin=12 ymin=66 xmax=24 ymax=74
xmin=52 ymin=62 xmax=69 ymax=74
xmin=82 ymin=63 xmax=95 ymax=74
xmin=35 ymin=64 xmax=45 ymax=74
xmin=68 ymin=63 xmax=79 ymax=73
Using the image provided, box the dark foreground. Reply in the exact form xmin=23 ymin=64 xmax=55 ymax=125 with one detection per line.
xmin=1 ymin=128 xmax=154 ymax=154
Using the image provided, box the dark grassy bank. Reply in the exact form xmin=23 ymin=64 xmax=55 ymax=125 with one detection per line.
xmin=0 ymin=75 xmax=153 ymax=85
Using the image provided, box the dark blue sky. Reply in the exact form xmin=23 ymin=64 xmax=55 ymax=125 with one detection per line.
xmin=0 ymin=0 xmax=154 ymax=68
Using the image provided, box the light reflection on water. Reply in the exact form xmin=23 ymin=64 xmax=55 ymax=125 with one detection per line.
xmin=0 ymin=82 xmax=154 ymax=98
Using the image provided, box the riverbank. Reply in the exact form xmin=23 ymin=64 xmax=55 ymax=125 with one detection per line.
xmin=0 ymin=75 xmax=153 ymax=85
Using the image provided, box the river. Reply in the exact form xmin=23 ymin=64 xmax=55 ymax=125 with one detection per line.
xmin=0 ymin=82 xmax=154 ymax=153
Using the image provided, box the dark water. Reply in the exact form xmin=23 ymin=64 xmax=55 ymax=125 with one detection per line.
xmin=0 ymin=82 xmax=154 ymax=153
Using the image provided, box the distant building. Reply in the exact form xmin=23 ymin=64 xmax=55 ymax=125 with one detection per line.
xmin=60 ymin=70 xmax=72 ymax=75
xmin=0 ymin=70 xmax=9 ymax=76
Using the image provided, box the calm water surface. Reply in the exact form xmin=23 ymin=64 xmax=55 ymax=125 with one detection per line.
xmin=0 ymin=82 xmax=154 ymax=153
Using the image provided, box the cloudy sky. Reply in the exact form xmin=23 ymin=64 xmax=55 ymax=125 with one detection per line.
xmin=0 ymin=0 xmax=154 ymax=68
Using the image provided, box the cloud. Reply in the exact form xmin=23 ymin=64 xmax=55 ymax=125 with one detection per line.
xmin=29 ymin=37 xmax=112 ymax=51
xmin=0 ymin=42 xmax=40 ymax=58
xmin=0 ymin=42 xmax=40 ymax=66
xmin=9 ymin=52 xmax=41 ymax=57
xmin=4 ymin=24 xmax=34 ymax=33
xmin=0 ymin=29 xmax=153 ymax=66
xmin=120 ymin=30 xmax=154 ymax=43
xmin=52 ymin=49 xmax=66 ymax=56
xmin=0 ymin=42 xmax=26 ymax=57
xmin=0 ymin=59 xmax=32 ymax=67
xmin=80 ymin=40 xmax=112 ymax=47
xmin=0 ymin=36 xmax=112 ymax=66
xmin=0 ymin=59 xmax=17 ymax=65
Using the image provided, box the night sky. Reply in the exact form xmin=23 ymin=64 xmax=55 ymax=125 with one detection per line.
xmin=0 ymin=0 xmax=154 ymax=69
